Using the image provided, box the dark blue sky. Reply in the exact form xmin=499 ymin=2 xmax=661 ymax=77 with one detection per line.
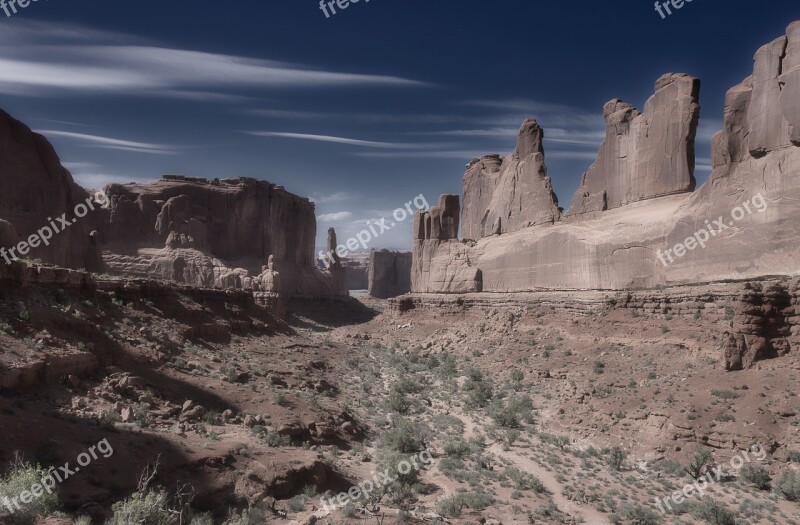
xmin=1 ymin=0 xmax=797 ymax=249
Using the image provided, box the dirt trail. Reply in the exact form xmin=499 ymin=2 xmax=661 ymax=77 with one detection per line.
xmin=457 ymin=413 xmax=611 ymax=525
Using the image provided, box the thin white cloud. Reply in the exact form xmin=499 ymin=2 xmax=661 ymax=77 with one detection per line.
xmin=696 ymin=119 xmax=723 ymax=143
xmin=62 ymin=161 xmax=101 ymax=171
xmin=311 ymin=191 xmax=358 ymax=204
xmin=36 ymin=130 xmax=177 ymax=155
xmin=317 ymin=211 xmax=354 ymax=222
xmin=546 ymin=151 xmax=601 ymax=160
xmin=0 ymin=22 xmax=428 ymax=98
xmin=246 ymin=131 xmax=426 ymax=149
xmin=353 ymin=150 xmax=491 ymax=159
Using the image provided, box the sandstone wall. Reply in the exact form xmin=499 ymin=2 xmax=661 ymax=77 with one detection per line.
xmin=99 ymin=176 xmax=346 ymax=296
xmin=568 ymin=73 xmax=700 ymax=216
xmin=411 ymin=22 xmax=800 ymax=295
xmin=461 ymin=120 xmax=561 ymax=240
xmin=0 ymin=110 xmax=103 ymax=271
xmin=368 ymin=249 xmax=412 ymax=299
xmin=411 ymin=195 xmax=482 ymax=293
xmin=342 ymin=255 xmax=369 ymax=290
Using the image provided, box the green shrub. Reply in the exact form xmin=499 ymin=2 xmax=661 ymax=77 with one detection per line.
xmin=190 ymin=513 xmax=213 ymax=525
xmin=606 ymin=447 xmax=627 ymax=471
xmin=619 ymin=505 xmax=661 ymax=525
xmin=740 ymin=464 xmax=771 ymax=490
xmin=691 ymin=497 xmax=736 ymax=525
xmin=382 ymin=419 xmax=427 ymax=453
xmin=262 ymin=432 xmax=292 ymax=447
xmin=776 ymin=470 xmax=800 ymax=501
xmin=710 ymin=389 xmax=739 ymax=400
xmin=106 ymin=489 xmax=173 ymax=525
xmin=435 ymin=496 xmax=462 ymax=517
xmin=685 ymin=448 xmax=714 ymax=479
xmin=0 ymin=459 xmax=60 ymax=525
xmin=505 ymin=468 xmax=545 ymax=493
xmin=386 ymin=390 xmax=413 ymax=414
xmin=287 ymin=495 xmax=306 ymax=512
xmin=443 ymin=438 xmax=471 ymax=459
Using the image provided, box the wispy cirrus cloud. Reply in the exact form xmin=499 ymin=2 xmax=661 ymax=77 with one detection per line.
xmin=317 ymin=211 xmax=354 ymax=222
xmin=36 ymin=130 xmax=178 ymax=155
xmin=0 ymin=21 xmax=428 ymax=99
xmin=311 ymin=191 xmax=359 ymax=204
xmin=246 ymin=131 xmax=454 ymax=150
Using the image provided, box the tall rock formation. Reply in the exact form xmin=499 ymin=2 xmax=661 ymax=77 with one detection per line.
xmin=411 ymin=22 xmax=800 ymax=295
xmin=462 ymin=119 xmax=561 ymax=240
xmin=368 ymin=249 xmax=412 ymax=299
xmin=98 ymin=176 xmax=346 ymax=296
xmin=411 ymin=195 xmax=481 ymax=293
xmin=0 ymin=110 xmax=103 ymax=271
xmin=568 ymin=73 xmax=701 ymax=216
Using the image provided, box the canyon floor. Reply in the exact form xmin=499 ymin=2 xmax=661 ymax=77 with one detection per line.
xmin=1 ymin=273 xmax=799 ymax=525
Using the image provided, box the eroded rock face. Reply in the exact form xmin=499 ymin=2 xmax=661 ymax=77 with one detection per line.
xmin=412 ymin=22 xmax=800 ymax=299
xmin=412 ymin=195 xmax=481 ymax=293
xmin=341 ymin=252 xmax=369 ymax=290
xmin=568 ymin=74 xmax=700 ymax=216
xmin=0 ymin=110 xmax=103 ymax=271
xmin=462 ymin=120 xmax=561 ymax=240
xmin=99 ymin=176 xmax=345 ymax=295
xmin=368 ymin=249 xmax=412 ymax=299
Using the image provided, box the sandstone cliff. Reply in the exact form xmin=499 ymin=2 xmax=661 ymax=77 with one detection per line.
xmin=99 ymin=176 xmax=347 ymax=296
xmin=412 ymin=22 xmax=800 ymax=296
xmin=0 ymin=110 xmax=103 ymax=271
xmin=368 ymin=249 xmax=412 ymax=299
xmin=568 ymin=73 xmax=700 ymax=216
xmin=462 ymin=120 xmax=561 ymax=240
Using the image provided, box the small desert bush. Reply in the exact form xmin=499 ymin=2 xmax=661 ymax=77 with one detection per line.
xmin=606 ymin=447 xmax=628 ymax=471
xmin=685 ymin=448 xmax=714 ymax=479
xmin=0 ymin=458 xmax=60 ymax=525
xmin=106 ymin=488 xmax=173 ymax=525
xmin=775 ymin=470 xmax=800 ymax=501
xmin=190 ymin=513 xmax=213 ymax=525
xmin=739 ymin=464 xmax=771 ymax=490
xmin=619 ymin=505 xmax=661 ymax=525
xmin=691 ymin=497 xmax=736 ymax=525
xmin=382 ymin=419 xmax=428 ymax=453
